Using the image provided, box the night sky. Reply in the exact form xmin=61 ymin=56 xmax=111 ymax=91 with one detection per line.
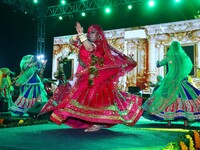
xmin=0 ymin=0 xmax=199 ymax=78
xmin=0 ymin=3 xmax=37 ymax=75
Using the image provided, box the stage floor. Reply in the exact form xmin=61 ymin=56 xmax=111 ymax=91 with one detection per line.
xmin=0 ymin=117 xmax=199 ymax=150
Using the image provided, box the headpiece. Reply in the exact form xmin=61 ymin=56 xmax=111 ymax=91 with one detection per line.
xmin=20 ymin=55 xmax=34 ymax=71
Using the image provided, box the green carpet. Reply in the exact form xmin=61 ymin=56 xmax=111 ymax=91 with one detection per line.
xmin=0 ymin=117 xmax=199 ymax=150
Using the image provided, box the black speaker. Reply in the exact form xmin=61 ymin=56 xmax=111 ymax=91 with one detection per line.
xmin=128 ymin=86 xmax=141 ymax=95
xmin=27 ymin=102 xmax=50 ymax=119
xmin=0 ymin=100 xmax=8 ymax=112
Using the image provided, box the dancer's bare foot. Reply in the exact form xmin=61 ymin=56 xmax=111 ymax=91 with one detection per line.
xmin=84 ymin=125 xmax=104 ymax=132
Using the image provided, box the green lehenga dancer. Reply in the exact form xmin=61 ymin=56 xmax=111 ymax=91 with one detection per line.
xmin=9 ymin=55 xmax=48 ymax=116
xmin=142 ymin=41 xmax=200 ymax=126
xmin=0 ymin=68 xmax=15 ymax=108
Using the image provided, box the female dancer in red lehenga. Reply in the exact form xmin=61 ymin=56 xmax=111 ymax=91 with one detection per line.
xmin=40 ymin=22 xmax=143 ymax=132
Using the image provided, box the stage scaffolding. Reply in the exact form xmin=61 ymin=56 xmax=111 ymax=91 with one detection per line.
xmin=0 ymin=0 xmax=142 ymax=55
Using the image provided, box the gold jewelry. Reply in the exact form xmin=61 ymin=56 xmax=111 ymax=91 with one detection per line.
xmin=78 ymin=34 xmax=87 ymax=43
xmin=72 ymin=35 xmax=78 ymax=42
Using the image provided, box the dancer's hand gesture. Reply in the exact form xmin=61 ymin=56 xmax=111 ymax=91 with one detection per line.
xmin=75 ymin=22 xmax=84 ymax=34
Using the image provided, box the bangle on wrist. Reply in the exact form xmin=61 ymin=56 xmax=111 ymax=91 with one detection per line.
xmin=78 ymin=33 xmax=84 ymax=36
xmin=78 ymin=34 xmax=87 ymax=43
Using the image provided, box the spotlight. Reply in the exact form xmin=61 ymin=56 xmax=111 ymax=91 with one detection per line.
xmin=81 ymin=12 xmax=86 ymax=17
xmin=61 ymin=0 xmax=66 ymax=5
xmin=128 ymin=5 xmax=132 ymax=10
xmin=105 ymin=7 xmax=111 ymax=13
xmin=33 ymin=0 xmax=38 ymax=4
xmin=37 ymin=54 xmax=45 ymax=62
xmin=194 ymin=10 xmax=200 ymax=19
xmin=59 ymin=16 xmax=63 ymax=20
xmin=148 ymin=0 xmax=155 ymax=7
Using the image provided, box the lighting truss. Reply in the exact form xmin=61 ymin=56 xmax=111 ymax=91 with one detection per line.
xmin=0 ymin=0 xmax=142 ymax=18
xmin=0 ymin=0 xmax=44 ymax=16
xmin=0 ymin=0 xmax=142 ymax=55
xmin=45 ymin=0 xmax=142 ymax=17
xmin=0 ymin=0 xmax=47 ymax=55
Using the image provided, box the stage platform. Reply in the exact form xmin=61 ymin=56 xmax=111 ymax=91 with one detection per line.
xmin=0 ymin=116 xmax=199 ymax=150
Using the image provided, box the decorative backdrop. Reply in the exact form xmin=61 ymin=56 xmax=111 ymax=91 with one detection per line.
xmin=52 ymin=19 xmax=200 ymax=92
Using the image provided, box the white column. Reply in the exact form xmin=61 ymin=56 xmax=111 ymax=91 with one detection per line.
xmin=146 ymin=36 xmax=157 ymax=92
xmin=197 ymin=42 xmax=200 ymax=68
xmin=126 ymin=40 xmax=137 ymax=87
xmin=158 ymin=44 xmax=164 ymax=77
xmin=148 ymin=37 xmax=156 ymax=73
